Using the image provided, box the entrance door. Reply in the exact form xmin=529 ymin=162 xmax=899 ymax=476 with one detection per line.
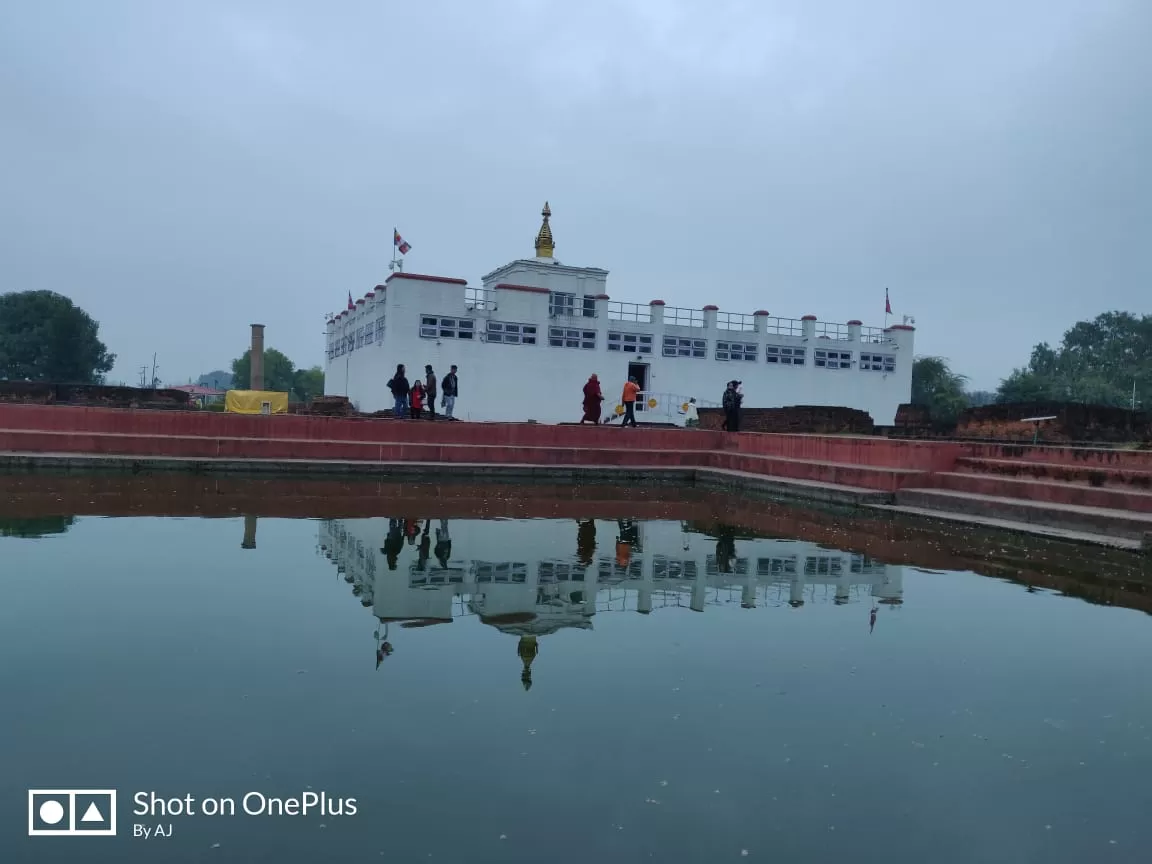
xmin=628 ymin=362 xmax=649 ymax=413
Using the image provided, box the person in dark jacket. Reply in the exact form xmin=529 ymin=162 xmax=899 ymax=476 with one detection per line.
xmin=441 ymin=364 xmax=459 ymax=419
xmin=721 ymin=380 xmax=742 ymax=432
xmin=424 ymin=365 xmax=438 ymax=419
xmin=388 ymin=364 xmax=410 ymax=418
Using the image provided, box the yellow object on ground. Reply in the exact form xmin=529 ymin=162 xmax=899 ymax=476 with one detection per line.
xmin=225 ymin=390 xmax=289 ymax=415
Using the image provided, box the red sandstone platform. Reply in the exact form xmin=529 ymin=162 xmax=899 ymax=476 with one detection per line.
xmin=1 ymin=404 xmax=1149 ymax=546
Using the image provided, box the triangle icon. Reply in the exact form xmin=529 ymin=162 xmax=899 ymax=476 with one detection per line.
xmin=81 ymin=802 xmax=105 ymax=823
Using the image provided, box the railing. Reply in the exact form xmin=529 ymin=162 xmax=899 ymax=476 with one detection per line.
xmin=607 ymin=301 xmax=652 ymax=323
xmin=549 ymin=292 xmax=598 ymax=318
xmin=761 ymin=316 xmax=804 ymax=337
xmin=664 ymin=306 xmax=705 ymax=328
xmin=606 ymin=391 xmax=720 ymax=424
xmin=814 ymin=322 xmax=851 ymax=340
xmin=465 ymin=287 xmax=497 ymax=312
xmin=860 ymin=326 xmax=891 ymax=344
xmin=715 ymin=311 xmax=757 ymax=332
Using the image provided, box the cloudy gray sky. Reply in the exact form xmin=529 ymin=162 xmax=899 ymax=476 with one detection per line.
xmin=1 ymin=0 xmax=1148 ymax=390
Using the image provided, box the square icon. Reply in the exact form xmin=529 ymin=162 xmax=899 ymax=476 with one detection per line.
xmin=28 ymin=790 xmax=117 ymax=837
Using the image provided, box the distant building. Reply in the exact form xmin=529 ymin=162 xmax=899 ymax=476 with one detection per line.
xmin=324 ymin=204 xmax=915 ymax=424
xmin=169 ymin=384 xmax=225 ymax=407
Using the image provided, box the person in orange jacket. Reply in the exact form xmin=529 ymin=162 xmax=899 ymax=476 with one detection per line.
xmin=620 ymin=376 xmax=640 ymax=427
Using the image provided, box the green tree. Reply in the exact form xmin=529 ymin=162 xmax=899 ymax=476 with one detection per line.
xmin=231 ymin=348 xmax=296 ymax=394
xmin=292 ymin=366 xmax=325 ymax=403
xmin=197 ymin=369 xmax=233 ymax=390
xmin=995 ymin=311 xmax=1151 ymax=407
xmin=0 ymin=291 xmax=115 ymax=383
xmin=911 ymin=356 xmax=970 ymax=427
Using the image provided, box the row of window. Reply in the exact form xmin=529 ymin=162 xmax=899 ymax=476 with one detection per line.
xmin=413 ymin=316 xmax=895 ymax=371
xmin=328 ymin=316 xmax=386 ymax=359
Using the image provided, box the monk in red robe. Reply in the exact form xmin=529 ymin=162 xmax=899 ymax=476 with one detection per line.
xmin=581 ymin=374 xmax=603 ymax=424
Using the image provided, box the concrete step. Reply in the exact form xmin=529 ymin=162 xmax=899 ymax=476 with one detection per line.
xmin=0 ymin=429 xmax=921 ymax=493
xmin=955 ymin=456 xmax=1152 ymax=491
xmin=961 ymin=442 xmax=1152 ymax=471
xmin=931 ymin=471 xmax=1152 ymax=513
xmin=895 ymin=487 xmax=1152 ymax=541
xmin=712 ymin=452 xmax=926 ymax=493
xmin=0 ymin=405 xmax=723 ymax=451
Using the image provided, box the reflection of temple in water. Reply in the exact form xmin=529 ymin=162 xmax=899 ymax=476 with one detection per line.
xmin=317 ymin=518 xmax=905 ymax=640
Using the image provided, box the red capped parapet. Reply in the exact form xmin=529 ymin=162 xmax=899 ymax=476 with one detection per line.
xmin=594 ymin=294 xmax=610 ymax=300
xmin=847 ymin=319 xmax=862 ymax=325
xmin=801 ymin=315 xmax=817 ymax=321
xmin=703 ymin=304 xmax=720 ymax=311
xmin=886 ymin=324 xmax=915 ymax=331
xmin=494 ymin=282 xmax=549 ymax=294
xmin=754 ymin=310 xmax=770 ymax=316
xmin=650 ymin=300 xmax=666 ymax=306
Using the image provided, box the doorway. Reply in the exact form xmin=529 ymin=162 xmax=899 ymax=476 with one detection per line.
xmin=628 ymin=362 xmax=649 ymax=413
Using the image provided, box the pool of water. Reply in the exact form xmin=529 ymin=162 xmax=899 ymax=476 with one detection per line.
xmin=2 ymin=485 xmax=1151 ymax=862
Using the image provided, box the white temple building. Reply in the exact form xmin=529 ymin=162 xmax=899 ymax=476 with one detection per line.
xmin=324 ymin=204 xmax=915 ymax=425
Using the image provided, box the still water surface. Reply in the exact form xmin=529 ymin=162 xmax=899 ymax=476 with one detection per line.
xmin=2 ymin=509 xmax=1151 ymax=863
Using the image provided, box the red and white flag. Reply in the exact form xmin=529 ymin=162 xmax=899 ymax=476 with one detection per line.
xmin=885 ymin=287 xmax=892 ymax=315
xmin=347 ymin=291 xmax=355 ymax=311
xmin=394 ymin=229 xmax=411 ymax=255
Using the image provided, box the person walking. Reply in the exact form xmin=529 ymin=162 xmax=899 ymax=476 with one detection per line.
xmin=620 ymin=376 xmax=640 ymax=428
xmin=388 ymin=364 xmax=410 ymax=419
xmin=424 ymin=365 xmax=438 ymax=420
xmin=581 ymin=373 xmax=604 ymax=424
xmin=441 ymin=365 xmax=459 ymax=420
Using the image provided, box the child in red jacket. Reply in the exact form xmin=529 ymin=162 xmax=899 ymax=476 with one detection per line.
xmin=410 ymin=381 xmax=425 ymax=419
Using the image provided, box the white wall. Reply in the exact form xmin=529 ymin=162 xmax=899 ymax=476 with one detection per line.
xmin=325 ymin=264 xmax=915 ymax=424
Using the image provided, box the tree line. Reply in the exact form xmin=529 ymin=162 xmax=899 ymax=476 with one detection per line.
xmin=2 ymin=290 xmax=1143 ymax=420
xmin=913 ymin=310 xmax=1150 ymax=426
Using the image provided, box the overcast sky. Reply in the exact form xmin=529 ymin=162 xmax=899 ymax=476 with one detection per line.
xmin=1 ymin=0 xmax=1148 ymax=389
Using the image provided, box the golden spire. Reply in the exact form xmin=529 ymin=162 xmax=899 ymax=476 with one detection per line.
xmin=534 ymin=201 xmax=554 ymax=258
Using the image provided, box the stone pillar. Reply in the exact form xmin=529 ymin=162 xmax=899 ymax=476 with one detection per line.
xmin=753 ymin=310 xmax=770 ymax=334
xmin=250 ymin=324 xmax=265 ymax=391
xmin=847 ymin=319 xmax=862 ymax=342
xmin=649 ymin=300 xmax=666 ymax=325
xmin=801 ymin=315 xmax=817 ymax=340
xmin=703 ymin=304 xmax=719 ymax=330
xmin=241 ymin=514 xmax=257 ymax=549
xmin=593 ymin=293 xmax=610 ymax=319
xmin=691 ymin=569 xmax=707 ymax=613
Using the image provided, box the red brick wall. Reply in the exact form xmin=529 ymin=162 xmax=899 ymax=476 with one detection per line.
xmin=697 ymin=405 xmax=874 ymax=435
xmin=957 ymin=402 xmax=1152 ymax=444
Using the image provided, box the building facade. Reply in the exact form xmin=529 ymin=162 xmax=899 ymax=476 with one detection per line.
xmin=324 ymin=204 xmax=915 ymax=424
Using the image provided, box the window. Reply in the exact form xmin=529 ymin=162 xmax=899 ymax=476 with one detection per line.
xmin=756 ymin=556 xmax=799 ymax=577
xmin=357 ymin=327 xmax=367 ymax=348
xmin=549 ymin=327 xmax=596 ymax=349
xmin=374 ymin=316 xmax=385 ymax=344
xmin=473 ymin=561 xmax=528 ymax=583
xmin=859 ymin=352 xmax=895 ymax=373
xmin=804 ymin=556 xmax=843 ymax=576
xmin=327 ymin=341 xmax=335 ymax=361
xmin=716 ymin=340 xmax=758 ymax=361
xmin=607 ymin=331 xmax=653 ymax=354
xmin=550 ymin=292 xmax=597 ymax=318
xmin=663 ymin=336 xmax=707 ymax=358
xmin=766 ymin=345 xmax=805 ymax=365
xmin=487 ymin=320 xmax=538 ymax=345
xmin=420 ymin=315 xmax=476 ymax=339
xmin=814 ymin=348 xmax=852 ymax=369
xmin=362 ymin=324 xmax=373 ymax=346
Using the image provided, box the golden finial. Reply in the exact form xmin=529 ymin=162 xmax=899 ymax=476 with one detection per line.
xmin=534 ymin=201 xmax=554 ymax=258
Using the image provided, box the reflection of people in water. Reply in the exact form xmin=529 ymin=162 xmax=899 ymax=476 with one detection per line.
xmin=616 ymin=519 xmax=639 ymax=569
xmin=416 ymin=521 xmax=431 ymax=571
xmin=870 ymin=605 xmax=878 ymax=634
xmin=715 ymin=525 xmax=737 ymax=574
xmin=517 ymin=636 xmax=539 ymax=691
xmin=383 ymin=519 xmax=404 ymax=570
xmin=434 ymin=519 xmax=451 ymax=568
xmin=576 ymin=519 xmax=596 ymax=567
xmin=375 ymin=623 xmax=394 ymax=669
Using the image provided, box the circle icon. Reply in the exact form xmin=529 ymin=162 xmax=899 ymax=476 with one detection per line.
xmin=39 ymin=800 xmax=65 ymax=825
xmin=647 ymin=398 xmax=657 ymax=408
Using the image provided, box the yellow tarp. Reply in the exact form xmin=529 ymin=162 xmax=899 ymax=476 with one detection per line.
xmin=225 ymin=390 xmax=289 ymax=415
